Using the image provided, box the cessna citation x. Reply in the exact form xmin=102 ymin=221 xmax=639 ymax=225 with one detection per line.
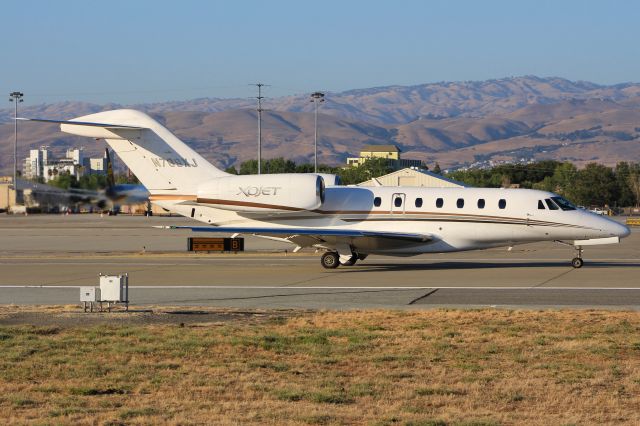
xmin=20 ymin=110 xmax=630 ymax=269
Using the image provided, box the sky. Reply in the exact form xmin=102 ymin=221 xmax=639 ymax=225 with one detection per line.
xmin=1 ymin=0 xmax=639 ymax=106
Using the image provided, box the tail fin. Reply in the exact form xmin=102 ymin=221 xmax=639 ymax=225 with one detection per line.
xmin=21 ymin=110 xmax=228 ymax=194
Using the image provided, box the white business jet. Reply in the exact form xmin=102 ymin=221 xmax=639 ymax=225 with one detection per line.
xmin=20 ymin=110 xmax=630 ymax=269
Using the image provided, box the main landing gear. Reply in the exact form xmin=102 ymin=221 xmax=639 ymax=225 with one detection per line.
xmin=320 ymin=251 xmax=367 ymax=269
xmin=321 ymin=252 xmax=340 ymax=269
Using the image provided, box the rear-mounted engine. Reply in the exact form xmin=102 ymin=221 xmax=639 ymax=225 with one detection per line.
xmin=196 ymin=174 xmax=325 ymax=213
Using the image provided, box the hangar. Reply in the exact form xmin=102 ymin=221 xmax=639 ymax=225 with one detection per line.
xmin=358 ymin=167 xmax=466 ymax=188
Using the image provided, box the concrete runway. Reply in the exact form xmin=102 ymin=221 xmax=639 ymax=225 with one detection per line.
xmin=1 ymin=214 xmax=638 ymax=309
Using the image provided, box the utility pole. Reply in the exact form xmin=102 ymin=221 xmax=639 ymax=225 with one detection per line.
xmin=310 ymin=92 xmax=325 ymax=173
xmin=9 ymin=92 xmax=24 ymax=189
xmin=251 ymin=83 xmax=269 ymax=174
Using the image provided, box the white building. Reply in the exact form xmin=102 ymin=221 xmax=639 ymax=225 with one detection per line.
xmin=23 ymin=147 xmax=50 ymax=180
xmin=43 ymin=160 xmax=82 ymax=181
xmin=23 ymin=147 xmax=107 ymax=182
xmin=66 ymin=148 xmax=83 ymax=166
xmin=89 ymin=157 xmax=107 ymax=174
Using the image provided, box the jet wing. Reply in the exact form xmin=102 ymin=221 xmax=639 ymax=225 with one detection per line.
xmin=156 ymin=226 xmax=433 ymax=243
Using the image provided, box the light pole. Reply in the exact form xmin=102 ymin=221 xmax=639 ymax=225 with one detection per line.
xmin=310 ymin=91 xmax=325 ymax=173
xmin=251 ymin=83 xmax=269 ymax=174
xmin=9 ymin=92 xmax=24 ymax=189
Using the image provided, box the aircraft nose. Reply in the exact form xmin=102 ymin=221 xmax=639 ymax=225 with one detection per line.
xmin=604 ymin=219 xmax=630 ymax=238
xmin=617 ymin=222 xmax=631 ymax=238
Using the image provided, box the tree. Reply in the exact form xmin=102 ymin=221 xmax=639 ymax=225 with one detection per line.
xmin=239 ymin=159 xmax=260 ymax=175
xmin=549 ymin=162 xmax=579 ymax=200
xmin=572 ymin=163 xmax=619 ymax=207
xmin=362 ymin=157 xmax=394 ymax=179
xmin=77 ymin=174 xmax=108 ymax=190
xmin=238 ymin=158 xmax=296 ymax=174
xmin=49 ymin=172 xmax=78 ymax=190
xmin=115 ymin=173 xmax=140 ymax=184
xmin=335 ymin=157 xmax=394 ymax=185
xmin=628 ymin=163 xmax=640 ymax=207
xmin=264 ymin=158 xmax=297 ymax=173
xmin=614 ymin=162 xmax=635 ymax=207
xmin=294 ymin=163 xmax=315 ymax=173
xmin=432 ymin=163 xmax=441 ymax=175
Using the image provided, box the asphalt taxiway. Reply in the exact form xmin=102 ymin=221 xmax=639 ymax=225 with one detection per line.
xmin=0 ymin=214 xmax=638 ymax=309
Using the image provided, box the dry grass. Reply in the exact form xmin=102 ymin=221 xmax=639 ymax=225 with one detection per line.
xmin=1 ymin=309 xmax=639 ymax=425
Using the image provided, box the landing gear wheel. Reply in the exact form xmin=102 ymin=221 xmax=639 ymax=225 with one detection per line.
xmin=321 ymin=252 xmax=340 ymax=269
xmin=340 ymin=254 xmax=358 ymax=266
xmin=571 ymin=257 xmax=584 ymax=268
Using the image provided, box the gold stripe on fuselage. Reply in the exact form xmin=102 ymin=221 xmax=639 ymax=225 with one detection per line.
xmin=151 ymin=195 xmax=593 ymax=230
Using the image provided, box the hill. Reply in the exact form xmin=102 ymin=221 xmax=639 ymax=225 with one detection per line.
xmin=1 ymin=76 xmax=640 ymax=174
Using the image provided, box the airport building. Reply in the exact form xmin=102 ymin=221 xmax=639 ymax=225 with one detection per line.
xmin=0 ymin=177 xmax=19 ymax=212
xmin=358 ymin=167 xmax=466 ymax=188
xmin=23 ymin=147 xmax=107 ymax=182
xmin=347 ymin=145 xmax=423 ymax=169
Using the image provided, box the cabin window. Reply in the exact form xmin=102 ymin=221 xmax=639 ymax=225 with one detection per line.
xmin=373 ymin=197 xmax=381 ymax=207
xmin=477 ymin=199 xmax=485 ymax=209
xmin=394 ymin=197 xmax=403 ymax=207
xmin=436 ymin=198 xmax=444 ymax=208
xmin=457 ymin=198 xmax=464 ymax=208
xmin=415 ymin=198 xmax=423 ymax=208
xmin=538 ymin=200 xmax=545 ymax=210
xmin=545 ymin=198 xmax=559 ymax=210
xmin=498 ymin=199 xmax=506 ymax=209
xmin=551 ymin=196 xmax=576 ymax=211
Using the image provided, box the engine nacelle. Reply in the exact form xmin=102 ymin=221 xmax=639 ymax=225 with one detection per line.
xmin=197 ymin=174 xmax=325 ymax=213
xmin=315 ymin=173 xmax=342 ymax=186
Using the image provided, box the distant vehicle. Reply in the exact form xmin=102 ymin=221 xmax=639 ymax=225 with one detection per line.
xmin=19 ymin=110 xmax=630 ymax=269
xmin=589 ymin=207 xmax=607 ymax=216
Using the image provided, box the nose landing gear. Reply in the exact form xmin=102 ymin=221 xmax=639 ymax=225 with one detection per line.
xmin=571 ymin=246 xmax=584 ymax=268
xmin=554 ymin=240 xmax=586 ymax=268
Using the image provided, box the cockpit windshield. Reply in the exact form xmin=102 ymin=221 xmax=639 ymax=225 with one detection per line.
xmin=550 ymin=196 xmax=576 ymax=211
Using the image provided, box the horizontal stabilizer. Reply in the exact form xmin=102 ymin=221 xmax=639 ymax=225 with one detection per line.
xmin=155 ymin=225 xmax=433 ymax=243
xmin=16 ymin=117 xmax=146 ymax=130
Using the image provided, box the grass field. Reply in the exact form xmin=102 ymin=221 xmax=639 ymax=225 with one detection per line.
xmin=1 ymin=308 xmax=639 ymax=425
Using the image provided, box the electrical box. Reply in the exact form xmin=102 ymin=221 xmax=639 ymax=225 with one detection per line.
xmin=80 ymin=287 xmax=100 ymax=302
xmin=99 ymin=274 xmax=128 ymax=302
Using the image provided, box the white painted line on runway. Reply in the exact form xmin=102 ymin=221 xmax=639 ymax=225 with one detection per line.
xmin=0 ymin=258 xmax=637 ymax=266
xmin=1 ymin=285 xmax=640 ymax=290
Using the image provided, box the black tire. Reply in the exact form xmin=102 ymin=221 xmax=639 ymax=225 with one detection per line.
xmin=340 ymin=255 xmax=358 ymax=266
xmin=321 ymin=252 xmax=340 ymax=269
xmin=357 ymin=253 xmax=368 ymax=261
xmin=571 ymin=257 xmax=584 ymax=268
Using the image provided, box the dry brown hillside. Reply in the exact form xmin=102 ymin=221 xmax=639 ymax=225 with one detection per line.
xmin=1 ymin=76 xmax=640 ymax=173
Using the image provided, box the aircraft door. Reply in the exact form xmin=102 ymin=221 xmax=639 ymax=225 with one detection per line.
xmin=525 ymin=198 xmax=550 ymax=235
xmin=391 ymin=193 xmax=406 ymax=214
